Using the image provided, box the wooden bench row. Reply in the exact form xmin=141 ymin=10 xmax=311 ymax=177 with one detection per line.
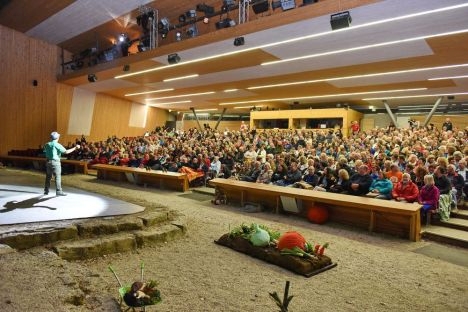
xmin=91 ymin=164 xmax=189 ymax=192
xmin=0 ymin=155 xmax=89 ymax=175
xmin=209 ymin=178 xmax=422 ymax=241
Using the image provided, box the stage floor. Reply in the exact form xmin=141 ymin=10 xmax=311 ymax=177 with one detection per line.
xmin=0 ymin=183 xmax=145 ymax=225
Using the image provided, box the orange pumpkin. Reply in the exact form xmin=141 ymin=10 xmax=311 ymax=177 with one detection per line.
xmin=277 ymin=231 xmax=306 ymax=251
xmin=307 ymin=205 xmax=329 ymax=224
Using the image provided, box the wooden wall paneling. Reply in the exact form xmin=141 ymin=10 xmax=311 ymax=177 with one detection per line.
xmin=182 ymin=120 xmax=242 ymax=131
xmin=0 ymin=25 xmax=58 ymax=155
xmin=146 ymin=106 xmax=170 ymax=131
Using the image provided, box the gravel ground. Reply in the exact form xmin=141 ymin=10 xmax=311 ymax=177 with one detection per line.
xmin=0 ymin=168 xmax=468 ymax=312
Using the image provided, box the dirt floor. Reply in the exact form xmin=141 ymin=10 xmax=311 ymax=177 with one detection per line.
xmin=1 ymin=168 xmax=468 ymax=312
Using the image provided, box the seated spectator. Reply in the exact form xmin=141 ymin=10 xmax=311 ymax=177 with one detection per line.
xmin=392 ymin=173 xmax=419 ymax=203
xmin=314 ymin=167 xmax=337 ymax=192
xmin=274 ymin=161 xmax=302 ymax=187
xmin=271 ymin=163 xmax=288 ymax=184
xmin=240 ymin=161 xmax=262 ymax=182
xmin=386 ymin=164 xmax=403 ymax=186
xmin=119 ymin=153 xmax=130 ymax=166
xmin=418 ymin=174 xmax=440 ymax=220
xmin=209 ymin=156 xmax=222 ymax=178
xmin=256 ymin=162 xmax=273 ymax=184
xmin=457 ymin=159 xmax=468 ymax=199
xmin=300 ymin=166 xmax=320 ymax=188
xmin=447 ymin=164 xmax=464 ymax=204
xmin=218 ymin=164 xmax=232 ymax=179
xmin=434 ymin=166 xmax=452 ymax=221
xmin=347 ymin=165 xmax=373 ymax=196
xmin=128 ymin=153 xmax=140 ymax=168
xmin=414 ymin=165 xmax=428 ymax=189
xmin=329 ymin=169 xmax=350 ymax=194
xmin=369 ymin=168 xmax=393 ymax=199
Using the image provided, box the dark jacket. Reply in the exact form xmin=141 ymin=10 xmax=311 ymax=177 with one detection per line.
xmin=347 ymin=173 xmax=373 ymax=196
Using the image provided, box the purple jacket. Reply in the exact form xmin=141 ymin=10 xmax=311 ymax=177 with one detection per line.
xmin=418 ymin=185 xmax=440 ymax=209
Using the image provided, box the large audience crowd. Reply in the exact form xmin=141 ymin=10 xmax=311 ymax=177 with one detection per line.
xmin=66 ymin=118 xmax=467 ymax=222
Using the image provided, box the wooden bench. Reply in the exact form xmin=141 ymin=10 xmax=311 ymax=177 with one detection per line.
xmin=209 ymin=178 xmax=422 ymax=241
xmin=91 ymin=164 xmax=189 ymax=192
xmin=0 ymin=155 xmax=89 ymax=174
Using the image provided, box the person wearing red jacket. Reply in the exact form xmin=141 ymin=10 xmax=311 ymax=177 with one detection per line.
xmin=392 ymin=173 xmax=419 ymax=203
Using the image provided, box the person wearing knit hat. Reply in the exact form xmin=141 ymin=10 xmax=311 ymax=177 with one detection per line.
xmin=43 ymin=131 xmax=80 ymax=196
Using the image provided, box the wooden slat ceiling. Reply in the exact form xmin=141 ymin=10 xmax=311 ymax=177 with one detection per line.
xmin=1 ymin=0 xmax=468 ymax=114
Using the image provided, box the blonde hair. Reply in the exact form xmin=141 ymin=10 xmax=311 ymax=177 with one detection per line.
xmin=338 ymin=169 xmax=349 ymax=180
xmin=423 ymin=174 xmax=435 ymax=186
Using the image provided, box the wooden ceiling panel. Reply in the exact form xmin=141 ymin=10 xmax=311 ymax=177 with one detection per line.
xmin=0 ymin=0 xmax=74 ymax=32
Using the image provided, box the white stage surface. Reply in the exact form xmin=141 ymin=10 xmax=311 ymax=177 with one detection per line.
xmin=0 ymin=184 xmax=145 ymax=225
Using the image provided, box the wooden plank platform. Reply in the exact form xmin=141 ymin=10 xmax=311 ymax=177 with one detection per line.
xmin=209 ymin=178 xmax=422 ymax=241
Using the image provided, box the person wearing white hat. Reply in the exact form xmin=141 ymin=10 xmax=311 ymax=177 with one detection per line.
xmin=43 ymin=131 xmax=80 ymax=196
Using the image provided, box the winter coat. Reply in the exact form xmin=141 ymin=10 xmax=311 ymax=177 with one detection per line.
xmin=392 ymin=181 xmax=419 ymax=202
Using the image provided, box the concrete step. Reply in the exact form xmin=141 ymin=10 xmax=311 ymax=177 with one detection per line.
xmin=432 ymin=216 xmax=468 ymax=232
xmin=452 ymin=209 xmax=468 ymax=220
xmin=422 ymin=225 xmax=468 ymax=248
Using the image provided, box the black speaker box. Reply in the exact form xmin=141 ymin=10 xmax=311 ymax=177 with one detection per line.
xmin=330 ymin=11 xmax=352 ymax=30
xmin=252 ymin=0 xmax=269 ymax=14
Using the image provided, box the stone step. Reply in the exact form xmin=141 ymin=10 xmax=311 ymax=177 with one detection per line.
xmin=422 ymin=225 xmax=468 ymax=248
xmin=54 ymin=232 xmax=137 ymax=260
xmin=0 ymin=225 xmax=78 ymax=250
xmin=54 ymin=220 xmax=187 ymax=261
xmin=0 ymin=208 xmax=186 ymax=258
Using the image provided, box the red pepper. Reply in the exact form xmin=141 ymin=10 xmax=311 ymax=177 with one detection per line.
xmin=318 ymin=243 xmax=330 ymax=256
xmin=314 ymin=244 xmax=320 ymax=254
xmin=318 ymin=246 xmax=325 ymax=255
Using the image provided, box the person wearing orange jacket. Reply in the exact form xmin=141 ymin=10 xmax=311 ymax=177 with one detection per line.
xmin=392 ymin=173 xmax=419 ymax=203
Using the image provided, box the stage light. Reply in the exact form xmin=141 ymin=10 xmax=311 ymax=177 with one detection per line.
xmin=175 ymin=31 xmax=182 ymax=41
xmin=88 ymin=74 xmax=97 ymax=83
xmin=196 ymin=4 xmax=215 ymax=16
xmin=160 ymin=28 xmax=168 ymax=39
xmin=186 ymin=9 xmax=196 ymax=19
xmin=118 ymin=33 xmax=127 ymax=43
xmin=186 ymin=26 xmax=198 ymax=38
xmin=272 ymin=0 xmax=296 ymax=10
xmin=234 ymin=36 xmax=245 ymax=46
xmin=222 ymin=0 xmax=236 ymax=12
xmin=168 ymin=53 xmax=181 ymax=64
xmin=179 ymin=14 xmax=186 ymax=23
xmin=330 ymin=11 xmax=352 ymax=30
xmin=158 ymin=17 xmax=170 ymax=30
xmin=215 ymin=18 xmax=235 ymax=29
xmin=203 ymin=17 xmax=209 ymax=24
xmin=302 ymin=0 xmax=318 ymax=5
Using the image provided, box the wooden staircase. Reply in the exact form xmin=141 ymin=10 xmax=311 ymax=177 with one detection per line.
xmin=422 ymin=202 xmax=468 ymax=248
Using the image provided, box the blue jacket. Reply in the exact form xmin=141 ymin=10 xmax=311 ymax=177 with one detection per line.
xmin=370 ymin=178 xmax=393 ymax=196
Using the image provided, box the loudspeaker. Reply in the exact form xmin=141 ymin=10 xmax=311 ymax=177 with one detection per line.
xmin=234 ymin=37 xmax=245 ymax=46
xmin=168 ymin=53 xmax=181 ymax=64
xmin=330 ymin=11 xmax=352 ymax=30
xmin=32 ymin=80 xmax=38 ymax=86
xmin=252 ymin=0 xmax=269 ymax=14
xmin=87 ymin=74 xmax=97 ymax=83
